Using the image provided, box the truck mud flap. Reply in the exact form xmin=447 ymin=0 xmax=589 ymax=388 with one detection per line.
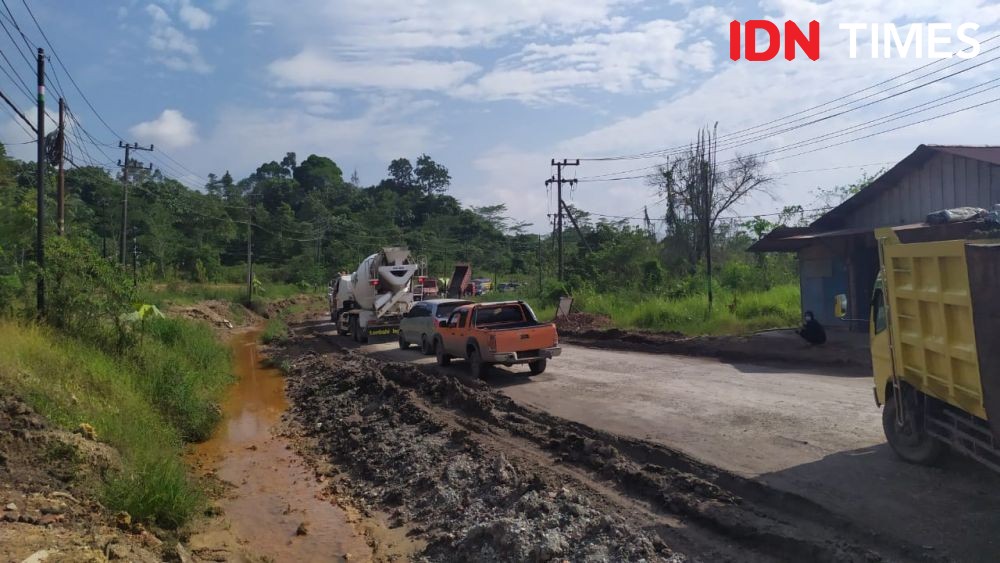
xmin=966 ymin=243 xmax=1000 ymax=443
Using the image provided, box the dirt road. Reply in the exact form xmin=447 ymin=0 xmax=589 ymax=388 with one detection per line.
xmin=352 ymin=334 xmax=1000 ymax=562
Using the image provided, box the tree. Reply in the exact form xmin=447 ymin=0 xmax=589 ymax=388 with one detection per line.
xmin=650 ymin=125 xmax=773 ymax=308
xmin=293 ymin=154 xmax=343 ymax=192
xmin=414 ymin=154 xmax=450 ymax=195
xmin=388 ymin=158 xmax=414 ymax=187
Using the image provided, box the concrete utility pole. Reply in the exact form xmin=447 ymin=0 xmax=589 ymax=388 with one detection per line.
xmin=246 ymin=214 xmax=253 ymax=306
xmin=57 ymin=98 xmax=65 ymax=236
xmin=537 ymin=234 xmax=542 ymax=293
xmin=35 ymin=48 xmax=45 ymax=316
xmin=117 ymin=141 xmax=153 ymax=264
xmin=545 ymin=159 xmax=579 ymax=281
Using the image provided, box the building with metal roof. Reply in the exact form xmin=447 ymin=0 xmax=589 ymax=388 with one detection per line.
xmin=751 ymin=144 xmax=1000 ymax=330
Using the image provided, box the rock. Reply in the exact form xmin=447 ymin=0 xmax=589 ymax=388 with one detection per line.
xmin=4 ymin=502 xmax=16 ymax=511
xmin=140 ymin=531 xmax=163 ymax=549
xmin=20 ymin=549 xmax=55 ymax=563
xmin=39 ymin=513 xmax=64 ymax=526
xmin=175 ymin=544 xmax=195 ymax=563
xmin=2 ymin=513 xmax=16 ymax=523
xmin=107 ymin=543 xmax=131 ymax=560
xmin=114 ymin=511 xmax=131 ymax=530
xmin=295 ymin=521 xmax=309 ymax=536
xmin=49 ymin=491 xmax=78 ymax=504
xmin=76 ymin=423 xmax=98 ymax=441
xmin=40 ymin=502 xmax=66 ymax=515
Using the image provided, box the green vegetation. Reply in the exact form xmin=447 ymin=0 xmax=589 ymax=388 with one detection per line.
xmin=261 ymin=318 xmax=290 ymax=344
xmin=570 ymin=284 xmax=799 ymax=335
xmin=0 ymin=318 xmax=230 ymax=528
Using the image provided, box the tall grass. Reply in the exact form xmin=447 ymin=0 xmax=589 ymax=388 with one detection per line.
xmin=492 ymin=284 xmax=800 ymax=335
xmin=0 ymin=318 xmax=232 ymax=528
xmin=572 ymin=284 xmax=800 ymax=335
xmin=138 ymin=281 xmax=317 ymax=306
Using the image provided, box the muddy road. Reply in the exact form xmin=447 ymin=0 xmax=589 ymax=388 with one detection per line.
xmin=292 ymin=317 xmax=1000 ymax=562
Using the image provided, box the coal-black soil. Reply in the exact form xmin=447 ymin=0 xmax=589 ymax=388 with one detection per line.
xmin=276 ymin=329 xmax=940 ymax=563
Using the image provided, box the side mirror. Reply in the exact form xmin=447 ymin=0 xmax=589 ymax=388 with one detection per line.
xmin=834 ymin=294 xmax=848 ymax=319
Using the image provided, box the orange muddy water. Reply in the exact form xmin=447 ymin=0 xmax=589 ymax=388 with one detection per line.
xmin=190 ymin=329 xmax=369 ymax=562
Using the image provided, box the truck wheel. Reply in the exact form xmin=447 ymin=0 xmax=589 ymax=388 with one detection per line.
xmin=883 ymin=392 xmax=945 ymax=465
xmin=350 ymin=317 xmax=360 ymax=343
xmin=435 ymin=340 xmax=451 ymax=366
xmin=528 ymin=359 xmax=547 ymax=375
xmin=420 ymin=334 xmax=433 ymax=355
xmin=468 ymin=347 xmax=488 ymax=378
xmin=398 ymin=333 xmax=410 ymax=350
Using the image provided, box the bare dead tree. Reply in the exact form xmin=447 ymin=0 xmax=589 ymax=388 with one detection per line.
xmin=649 ymin=126 xmax=773 ymax=308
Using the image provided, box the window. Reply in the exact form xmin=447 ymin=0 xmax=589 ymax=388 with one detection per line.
xmin=457 ymin=311 xmax=469 ymax=328
xmin=475 ymin=304 xmax=525 ymax=326
xmin=872 ymin=289 xmax=888 ymax=334
xmin=447 ymin=311 xmax=462 ymax=328
xmin=436 ymin=303 xmax=466 ymax=319
xmin=408 ymin=304 xmax=427 ymax=318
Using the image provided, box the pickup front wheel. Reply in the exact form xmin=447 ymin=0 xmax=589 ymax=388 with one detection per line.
xmin=468 ymin=347 xmax=488 ymax=379
xmin=528 ymin=359 xmax=547 ymax=375
xmin=435 ymin=340 xmax=451 ymax=366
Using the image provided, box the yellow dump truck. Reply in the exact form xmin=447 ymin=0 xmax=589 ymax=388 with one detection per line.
xmin=871 ymin=219 xmax=1000 ymax=470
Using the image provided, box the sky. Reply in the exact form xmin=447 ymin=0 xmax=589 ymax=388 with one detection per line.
xmin=2 ymin=0 xmax=1000 ymax=234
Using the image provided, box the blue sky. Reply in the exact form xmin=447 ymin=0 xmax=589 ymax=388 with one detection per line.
xmin=3 ymin=0 xmax=1000 ymax=233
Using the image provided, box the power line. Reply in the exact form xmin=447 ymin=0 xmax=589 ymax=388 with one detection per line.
xmin=579 ymin=34 xmax=999 ymax=164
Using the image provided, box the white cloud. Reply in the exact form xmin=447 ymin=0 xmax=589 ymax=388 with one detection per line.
xmin=291 ymin=90 xmax=339 ymax=115
xmin=145 ymin=3 xmax=212 ymax=73
xmin=268 ymin=50 xmax=480 ymax=92
xmin=130 ymin=109 xmax=199 ymax=149
xmin=179 ymin=104 xmax=436 ymax=179
xmin=179 ymin=0 xmax=214 ymax=30
xmin=456 ymin=20 xmax=714 ymax=102
xmin=248 ymin=0 xmax=629 ymax=50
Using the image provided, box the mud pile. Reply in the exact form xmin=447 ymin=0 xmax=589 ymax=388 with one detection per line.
xmin=0 ymin=396 xmax=167 ymax=562
xmin=553 ymin=312 xmax=613 ymax=332
xmin=282 ymin=343 xmax=913 ymax=562
xmin=285 ymin=352 xmax=673 ymax=562
xmin=168 ymin=299 xmax=262 ymax=329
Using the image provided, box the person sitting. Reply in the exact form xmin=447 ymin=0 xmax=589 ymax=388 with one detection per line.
xmin=797 ymin=311 xmax=826 ymax=345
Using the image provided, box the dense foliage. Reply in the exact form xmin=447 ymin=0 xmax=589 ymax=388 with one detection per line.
xmin=0 ymin=142 xmax=799 ymax=313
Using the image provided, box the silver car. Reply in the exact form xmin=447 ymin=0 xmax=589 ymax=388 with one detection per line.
xmin=399 ymin=299 xmax=473 ymax=354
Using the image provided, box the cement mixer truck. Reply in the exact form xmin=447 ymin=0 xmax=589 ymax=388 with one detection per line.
xmin=329 ymin=247 xmax=418 ymax=343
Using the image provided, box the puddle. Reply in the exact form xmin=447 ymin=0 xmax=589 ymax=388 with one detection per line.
xmin=190 ymin=329 xmax=370 ymax=562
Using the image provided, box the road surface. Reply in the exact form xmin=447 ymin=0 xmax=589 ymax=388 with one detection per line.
xmin=355 ymin=338 xmax=1000 ymax=562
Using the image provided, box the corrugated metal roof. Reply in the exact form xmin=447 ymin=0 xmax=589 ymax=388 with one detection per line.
xmin=811 ymin=144 xmax=1000 ymax=230
xmin=748 ymin=225 xmax=873 ymax=252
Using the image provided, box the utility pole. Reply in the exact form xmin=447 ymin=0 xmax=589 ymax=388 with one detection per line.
xmin=545 ymin=159 xmax=579 ymax=281
xmin=246 ymin=213 xmax=253 ymax=306
xmin=706 ymin=123 xmax=718 ymax=311
xmin=57 ymin=98 xmax=65 ymax=236
xmin=132 ymin=234 xmax=139 ymax=284
xmin=35 ymin=48 xmax=45 ymax=316
xmin=537 ymin=234 xmax=542 ymax=294
xmin=117 ymin=141 xmax=153 ymax=265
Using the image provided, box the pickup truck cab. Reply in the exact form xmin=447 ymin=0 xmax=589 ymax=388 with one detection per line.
xmin=433 ymin=301 xmax=561 ymax=378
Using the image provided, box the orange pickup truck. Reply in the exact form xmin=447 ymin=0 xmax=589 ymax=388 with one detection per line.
xmin=433 ymin=301 xmax=561 ymax=377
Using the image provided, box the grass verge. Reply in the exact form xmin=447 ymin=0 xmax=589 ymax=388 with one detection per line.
xmin=0 ymin=317 xmax=232 ymax=528
xmin=495 ymin=284 xmax=800 ymax=336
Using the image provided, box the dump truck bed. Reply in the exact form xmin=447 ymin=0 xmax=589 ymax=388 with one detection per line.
xmin=879 ymin=224 xmax=1000 ymax=440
